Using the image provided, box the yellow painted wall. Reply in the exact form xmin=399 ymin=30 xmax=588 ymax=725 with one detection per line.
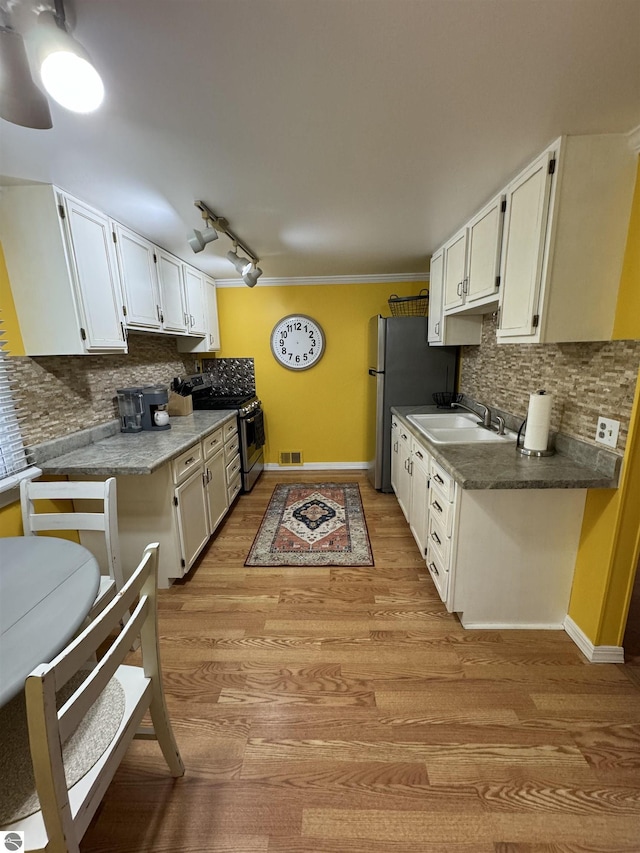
xmin=0 ymin=243 xmax=25 ymax=355
xmin=568 ymin=156 xmax=640 ymax=646
xmin=215 ymin=281 xmax=425 ymax=465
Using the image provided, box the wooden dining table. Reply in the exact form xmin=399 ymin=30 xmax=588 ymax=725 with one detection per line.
xmin=0 ymin=536 xmax=100 ymax=707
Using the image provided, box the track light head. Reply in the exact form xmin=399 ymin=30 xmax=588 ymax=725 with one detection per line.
xmin=31 ymin=10 xmax=104 ymax=114
xmin=226 ymin=248 xmax=252 ymax=275
xmin=242 ymin=265 xmax=263 ymax=288
xmin=188 ymin=226 xmax=219 ymax=253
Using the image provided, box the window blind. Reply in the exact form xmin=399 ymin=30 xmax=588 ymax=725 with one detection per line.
xmin=0 ymin=317 xmax=29 ymax=479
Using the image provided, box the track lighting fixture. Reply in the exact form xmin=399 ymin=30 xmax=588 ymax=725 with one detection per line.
xmin=226 ymin=248 xmax=253 ymax=276
xmin=32 ymin=9 xmax=104 ymax=114
xmin=0 ymin=0 xmax=104 ymax=129
xmin=242 ymin=264 xmax=263 ymax=288
xmin=191 ymin=200 xmax=262 ymax=287
xmin=188 ymin=225 xmax=219 ymax=253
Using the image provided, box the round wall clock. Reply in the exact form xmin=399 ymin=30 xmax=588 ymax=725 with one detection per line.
xmin=270 ymin=314 xmax=325 ymax=371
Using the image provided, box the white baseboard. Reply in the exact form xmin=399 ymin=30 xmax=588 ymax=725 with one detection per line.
xmin=460 ymin=621 xmax=565 ymax=631
xmin=563 ymin=615 xmax=625 ymax=663
xmin=264 ymin=462 xmax=367 ymax=471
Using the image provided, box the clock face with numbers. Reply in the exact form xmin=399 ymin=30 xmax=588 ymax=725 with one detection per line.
xmin=270 ymin=314 xmax=325 ymax=371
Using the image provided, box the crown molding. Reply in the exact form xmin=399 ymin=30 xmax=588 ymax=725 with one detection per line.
xmin=628 ymin=124 xmax=640 ymax=153
xmin=215 ymin=272 xmax=429 ymax=288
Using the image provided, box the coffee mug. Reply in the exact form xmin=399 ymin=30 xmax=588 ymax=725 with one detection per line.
xmin=154 ymin=410 xmax=169 ymax=426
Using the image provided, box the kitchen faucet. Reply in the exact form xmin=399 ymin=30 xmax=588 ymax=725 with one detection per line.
xmin=453 ymin=396 xmax=493 ymax=429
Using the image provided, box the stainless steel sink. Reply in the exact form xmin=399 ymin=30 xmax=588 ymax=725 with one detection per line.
xmin=407 ymin=412 xmax=516 ymax=444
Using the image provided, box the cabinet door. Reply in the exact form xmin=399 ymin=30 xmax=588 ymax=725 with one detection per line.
xmin=409 ymin=444 xmax=430 ymax=558
xmin=205 ymin=447 xmax=228 ymax=533
xmin=204 ymin=276 xmax=221 ymax=350
xmin=443 ymin=229 xmax=467 ymax=311
xmin=466 ymin=194 xmax=504 ymax=304
xmin=182 ymin=265 xmax=207 ymax=337
xmin=396 ymin=428 xmax=412 ymax=522
xmin=114 ymin=224 xmax=161 ymax=330
xmin=157 ymin=249 xmax=187 ymax=333
xmin=427 ymin=249 xmax=444 ymax=344
xmin=62 ymin=195 xmax=127 ymax=352
xmin=174 ymin=468 xmax=209 ymax=571
xmin=498 ymin=151 xmax=554 ymax=339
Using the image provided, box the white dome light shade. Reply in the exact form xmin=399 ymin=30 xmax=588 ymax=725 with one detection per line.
xmin=40 ymin=51 xmax=104 ymax=112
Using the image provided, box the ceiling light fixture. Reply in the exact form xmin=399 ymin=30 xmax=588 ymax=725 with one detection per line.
xmin=0 ymin=0 xmax=104 ymax=129
xmin=0 ymin=24 xmax=52 ymax=128
xmin=31 ymin=5 xmax=104 ymax=113
xmin=192 ymin=200 xmax=262 ymax=287
xmin=188 ymin=225 xmax=219 ymax=253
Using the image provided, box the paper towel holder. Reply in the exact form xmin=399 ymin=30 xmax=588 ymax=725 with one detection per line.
xmin=516 ymin=419 xmax=555 ymax=458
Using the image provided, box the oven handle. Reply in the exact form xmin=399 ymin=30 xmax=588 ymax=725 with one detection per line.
xmin=242 ymin=412 xmax=261 ymax=424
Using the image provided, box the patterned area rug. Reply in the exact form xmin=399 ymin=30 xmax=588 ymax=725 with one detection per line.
xmin=245 ymin=483 xmax=374 ymax=567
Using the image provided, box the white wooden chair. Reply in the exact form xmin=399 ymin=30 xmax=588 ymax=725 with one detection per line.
xmin=20 ymin=478 xmax=124 ymax=619
xmin=0 ymin=542 xmax=184 ymax=852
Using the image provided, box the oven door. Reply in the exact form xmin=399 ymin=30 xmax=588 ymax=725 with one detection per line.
xmin=240 ymin=409 xmax=264 ymax=470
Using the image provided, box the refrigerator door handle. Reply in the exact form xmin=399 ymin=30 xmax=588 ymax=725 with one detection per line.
xmin=368 ymin=368 xmax=384 ymax=376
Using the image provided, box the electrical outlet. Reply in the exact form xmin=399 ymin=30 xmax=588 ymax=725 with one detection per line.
xmin=595 ymin=416 xmax=620 ymax=449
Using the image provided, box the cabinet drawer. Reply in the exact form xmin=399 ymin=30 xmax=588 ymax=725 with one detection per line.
xmin=203 ymin=427 xmax=224 ymax=460
xmin=429 ymin=458 xmax=454 ymax=502
xmin=428 ymin=512 xmax=451 ymax=568
xmin=411 ymin=439 xmax=429 ymax=473
xmin=224 ymin=434 xmax=240 ymax=463
xmin=225 ymin=453 xmax=241 ymax=484
xmin=426 ymin=543 xmax=449 ymax=603
xmin=227 ymin=473 xmax=242 ymax=505
xmin=223 ymin=418 xmax=238 ymax=443
xmin=172 ymin=442 xmax=203 ymax=485
xmin=429 ymin=485 xmax=454 ymax=536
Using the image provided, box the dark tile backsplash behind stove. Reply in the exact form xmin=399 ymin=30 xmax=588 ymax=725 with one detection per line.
xmin=201 ymin=358 xmax=255 ymax=396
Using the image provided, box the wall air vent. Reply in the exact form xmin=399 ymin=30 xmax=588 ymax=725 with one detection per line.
xmin=279 ymin=451 xmax=303 ymax=466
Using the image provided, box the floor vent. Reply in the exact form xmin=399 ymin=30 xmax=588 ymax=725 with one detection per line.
xmin=279 ymin=451 xmax=303 ymax=466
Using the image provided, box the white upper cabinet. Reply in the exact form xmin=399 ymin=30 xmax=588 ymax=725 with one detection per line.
xmin=156 ymin=249 xmax=187 ymax=334
xmin=497 ymin=134 xmax=636 ymax=344
xmin=428 ymin=247 xmax=482 ymax=347
xmin=177 ymin=275 xmax=221 ymax=354
xmin=182 ymin=266 xmax=207 ymax=337
xmin=113 ymin=224 xmax=162 ymax=331
xmin=443 ymin=193 xmax=504 ymax=315
xmin=0 ymin=185 xmax=126 ymax=355
xmin=443 ymin=229 xmax=467 ymax=312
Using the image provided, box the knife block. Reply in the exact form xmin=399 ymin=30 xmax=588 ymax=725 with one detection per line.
xmin=168 ymin=392 xmax=193 ymax=417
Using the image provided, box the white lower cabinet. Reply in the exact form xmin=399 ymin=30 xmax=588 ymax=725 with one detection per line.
xmin=394 ymin=424 xmax=412 ymax=521
xmin=392 ymin=420 xmax=587 ymax=628
xmin=408 ymin=439 xmax=430 ymax=558
xmin=114 ymin=422 xmax=237 ymax=588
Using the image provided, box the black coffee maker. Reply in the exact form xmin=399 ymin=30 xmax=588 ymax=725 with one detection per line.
xmin=141 ymin=386 xmax=171 ymax=431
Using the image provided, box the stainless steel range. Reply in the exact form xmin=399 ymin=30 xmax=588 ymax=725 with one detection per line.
xmin=192 ymin=390 xmax=265 ymax=492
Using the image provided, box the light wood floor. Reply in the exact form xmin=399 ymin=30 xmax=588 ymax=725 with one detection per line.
xmin=82 ymin=472 xmax=640 ymax=853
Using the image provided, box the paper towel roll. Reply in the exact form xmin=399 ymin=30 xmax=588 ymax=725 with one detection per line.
xmin=524 ymin=391 xmax=553 ymax=452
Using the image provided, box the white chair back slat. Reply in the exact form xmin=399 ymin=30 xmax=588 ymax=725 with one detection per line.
xmin=25 ymin=481 xmax=113 ymax=501
xmin=58 ymin=598 xmax=149 ymax=743
xmin=27 ymin=512 xmax=108 ymax=532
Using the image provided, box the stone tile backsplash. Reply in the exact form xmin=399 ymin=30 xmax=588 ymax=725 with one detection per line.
xmin=9 ymin=333 xmax=196 ymax=448
xmin=460 ymin=314 xmax=640 ymax=452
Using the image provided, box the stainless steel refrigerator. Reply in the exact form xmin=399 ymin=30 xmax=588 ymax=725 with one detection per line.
xmin=367 ymin=315 xmax=458 ymax=492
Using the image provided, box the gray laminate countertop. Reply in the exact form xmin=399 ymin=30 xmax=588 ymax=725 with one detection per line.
xmin=392 ymin=406 xmax=621 ymax=490
xmin=36 ymin=411 xmax=237 ymax=476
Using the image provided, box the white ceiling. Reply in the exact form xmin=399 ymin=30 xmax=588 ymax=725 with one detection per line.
xmin=1 ymin=0 xmax=639 ymax=281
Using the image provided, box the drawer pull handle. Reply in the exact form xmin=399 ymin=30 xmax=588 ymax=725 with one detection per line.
xmin=415 ymin=450 xmax=423 ymax=460
xmin=184 ymin=457 xmax=195 ymax=466
xmin=432 ymin=499 xmax=443 ymax=514
xmin=434 ymin=473 xmax=444 ymax=486
xmin=430 ymin=530 xmax=441 ymax=546
xmin=428 ymin=561 xmax=439 ymax=576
